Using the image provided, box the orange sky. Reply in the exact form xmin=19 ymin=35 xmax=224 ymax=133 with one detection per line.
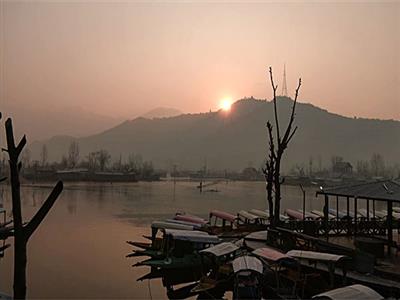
xmin=1 ymin=1 xmax=399 ymax=120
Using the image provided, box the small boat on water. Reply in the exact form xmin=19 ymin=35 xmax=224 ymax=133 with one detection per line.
xmin=232 ymin=255 xmax=264 ymax=300
xmin=249 ymin=209 xmax=269 ymax=220
xmin=309 ymin=210 xmax=335 ymax=220
xmin=174 ymin=213 xmax=208 ymax=225
xmin=237 ymin=210 xmax=267 ymax=227
xmin=312 ymin=284 xmax=383 ymax=300
xmin=285 ymin=208 xmax=307 ymax=221
xmin=135 ymin=229 xmax=220 ymax=269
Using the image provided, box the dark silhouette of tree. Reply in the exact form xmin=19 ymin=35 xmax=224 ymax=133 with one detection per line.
xmin=3 ymin=118 xmax=63 ymax=299
xmin=68 ymin=141 xmax=80 ymax=168
xmin=263 ymin=67 xmax=301 ymax=227
xmin=40 ymin=144 xmax=48 ymax=167
xmin=97 ymin=149 xmax=111 ymax=171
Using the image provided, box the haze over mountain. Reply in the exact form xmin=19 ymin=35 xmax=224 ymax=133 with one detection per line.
xmin=28 ymin=98 xmax=400 ymax=172
xmin=1 ymin=101 xmax=122 ymax=142
xmin=141 ymin=107 xmax=182 ymax=119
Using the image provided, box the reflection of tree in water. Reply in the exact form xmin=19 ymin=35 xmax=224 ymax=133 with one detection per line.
xmin=67 ymin=190 xmax=77 ymax=215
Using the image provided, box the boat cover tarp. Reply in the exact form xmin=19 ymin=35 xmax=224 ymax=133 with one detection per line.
xmin=200 ymin=242 xmax=239 ymax=257
xmin=312 ymin=284 xmax=383 ymax=300
xmin=245 ymin=230 xmax=268 ymax=242
xmin=151 ymin=221 xmax=194 ymax=231
xmin=253 ymin=247 xmax=292 ymax=263
xmin=232 ymin=256 xmax=263 ymax=274
xmin=174 ymin=214 xmax=208 ymax=225
xmin=287 ymin=250 xmax=346 ymax=263
xmin=165 ymin=219 xmax=203 ymax=229
xmin=249 ymin=209 xmax=269 ymax=219
xmin=285 ymin=209 xmax=304 ymax=220
xmin=238 ymin=210 xmax=258 ymax=221
xmin=210 ymin=210 xmax=236 ymax=222
xmin=164 ymin=229 xmax=220 ymax=243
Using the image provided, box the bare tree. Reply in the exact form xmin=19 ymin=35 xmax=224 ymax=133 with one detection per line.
xmin=3 ymin=118 xmax=63 ymax=299
xmin=21 ymin=148 xmax=31 ymax=169
xmin=264 ymin=67 xmax=301 ymax=227
xmin=97 ymin=150 xmax=111 ymax=171
xmin=40 ymin=144 xmax=48 ymax=167
xmin=370 ymin=153 xmax=385 ymax=177
xmin=68 ymin=141 xmax=80 ymax=168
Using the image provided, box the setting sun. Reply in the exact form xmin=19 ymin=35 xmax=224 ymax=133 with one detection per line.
xmin=220 ymin=98 xmax=232 ymax=111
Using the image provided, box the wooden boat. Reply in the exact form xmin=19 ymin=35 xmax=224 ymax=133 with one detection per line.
xmin=126 ymin=220 xmax=195 ymax=258
xmin=136 ymin=229 xmax=220 ymax=269
xmin=249 ymin=209 xmax=269 ymax=221
xmin=174 ymin=213 xmax=208 ymax=225
xmin=237 ymin=210 xmax=267 ymax=226
xmin=310 ymin=210 xmax=335 ymax=220
xmin=328 ymin=209 xmax=352 ymax=219
xmin=164 ymin=218 xmax=204 ymax=229
xmin=285 ymin=208 xmax=306 ymax=221
xmin=208 ymin=210 xmax=237 ymax=235
xmin=312 ymin=284 xmax=383 ymax=300
xmin=286 ymin=250 xmax=350 ymax=289
xmin=232 ymin=256 xmax=264 ymax=300
xmin=190 ymin=242 xmax=242 ymax=294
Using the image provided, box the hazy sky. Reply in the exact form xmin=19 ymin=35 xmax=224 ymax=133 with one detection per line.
xmin=1 ymin=1 xmax=399 ymax=120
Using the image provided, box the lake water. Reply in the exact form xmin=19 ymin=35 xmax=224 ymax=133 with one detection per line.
xmin=0 ymin=181 xmax=323 ymax=299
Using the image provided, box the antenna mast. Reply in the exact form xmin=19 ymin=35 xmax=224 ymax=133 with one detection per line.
xmin=281 ymin=64 xmax=288 ymax=97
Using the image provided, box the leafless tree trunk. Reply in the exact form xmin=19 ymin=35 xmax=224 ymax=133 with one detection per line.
xmin=265 ymin=67 xmax=301 ymax=227
xmin=3 ymin=118 xmax=63 ymax=299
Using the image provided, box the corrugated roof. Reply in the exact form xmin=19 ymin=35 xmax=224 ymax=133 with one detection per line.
xmin=317 ymin=180 xmax=400 ymax=202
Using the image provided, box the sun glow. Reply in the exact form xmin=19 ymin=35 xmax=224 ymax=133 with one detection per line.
xmin=220 ymin=98 xmax=232 ymax=111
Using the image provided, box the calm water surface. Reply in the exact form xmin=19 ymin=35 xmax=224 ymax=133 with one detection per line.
xmin=0 ymin=181 xmax=321 ymax=299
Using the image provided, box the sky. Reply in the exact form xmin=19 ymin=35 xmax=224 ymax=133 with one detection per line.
xmin=1 ymin=1 xmax=399 ymax=121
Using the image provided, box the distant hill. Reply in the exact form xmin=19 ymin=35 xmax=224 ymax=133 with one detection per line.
xmin=141 ymin=107 xmax=182 ymax=119
xmin=28 ymin=97 xmax=400 ymax=172
xmin=1 ymin=102 xmax=121 ymax=141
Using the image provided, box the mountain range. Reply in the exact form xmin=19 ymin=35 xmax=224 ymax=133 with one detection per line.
xmin=28 ymin=97 xmax=400 ymax=172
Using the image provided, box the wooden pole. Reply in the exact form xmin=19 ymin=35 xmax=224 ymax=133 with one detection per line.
xmin=388 ymin=201 xmax=393 ymax=256
xmin=324 ymin=194 xmax=329 ymax=241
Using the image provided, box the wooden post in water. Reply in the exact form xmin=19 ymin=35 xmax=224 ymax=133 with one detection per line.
xmin=4 ymin=118 xmax=63 ymax=299
xmin=387 ymin=200 xmax=393 ymax=256
xmin=324 ymin=194 xmax=329 ymax=241
xmin=354 ymin=197 xmax=358 ymax=238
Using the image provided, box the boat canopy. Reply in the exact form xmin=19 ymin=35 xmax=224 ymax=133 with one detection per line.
xmin=312 ymin=284 xmax=383 ymax=300
xmin=164 ymin=229 xmax=220 ymax=244
xmin=253 ymin=247 xmax=293 ymax=263
xmin=209 ymin=210 xmax=237 ymax=223
xmin=200 ymin=242 xmax=239 ymax=257
xmin=249 ymin=209 xmax=269 ymax=219
xmin=237 ymin=210 xmax=259 ymax=222
xmin=151 ymin=221 xmax=194 ymax=231
xmin=287 ymin=250 xmax=346 ymax=263
xmin=285 ymin=209 xmax=305 ymax=221
xmin=232 ymin=256 xmax=263 ymax=274
xmin=174 ymin=213 xmax=208 ymax=225
xmin=310 ymin=210 xmax=335 ymax=220
xmin=165 ymin=219 xmax=203 ymax=229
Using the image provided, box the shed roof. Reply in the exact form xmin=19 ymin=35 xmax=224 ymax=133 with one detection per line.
xmin=317 ymin=180 xmax=400 ymax=202
xmin=312 ymin=284 xmax=383 ymax=300
xmin=232 ymin=256 xmax=263 ymax=274
xmin=200 ymin=242 xmax=239 ymax=257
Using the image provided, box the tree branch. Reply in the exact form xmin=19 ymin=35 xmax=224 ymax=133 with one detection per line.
xmin=24 ymin=181 xmax=63 ymax=240
xmin=269 ymin=67 xmax=280 ymax=143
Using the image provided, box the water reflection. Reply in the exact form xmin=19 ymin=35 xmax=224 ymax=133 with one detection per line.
xmin=0 ymin=181 xmax=321 ymax=299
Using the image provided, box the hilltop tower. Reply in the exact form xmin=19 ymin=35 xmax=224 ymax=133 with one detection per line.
xmin=281 ymin=64 xmax=288 ymax=97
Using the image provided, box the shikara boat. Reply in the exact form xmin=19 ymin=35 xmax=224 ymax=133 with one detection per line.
xmin=126 ymin=221 xmax=195 ymax=258
xmin=208 ymin=210 xmax=237 ymax=235
xmin=190 ymin=242 xmax=242 ymax=295
xmin=174 ymin=213 xmax=208 ymax=225
xmin=135 ymin=229 xmax=220 ymax=269
xmin=237 ymin=210 xmax=267 ymax=227
xmin=310 ymin=210 xmax=335 ymax=220
xmin=285 ymin=208 xmax=307 ymax=221
xmin=312 ymin=284 xmax=383 ymax=300
xmin=249 ymin=209 xmax=269 ymax=221
xmin=232 ymin=255 xmax=264 ymax=300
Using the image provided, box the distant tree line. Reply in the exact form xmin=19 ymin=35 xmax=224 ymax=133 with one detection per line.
xmin=15 ymin=141 xmax=156 ymax=179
